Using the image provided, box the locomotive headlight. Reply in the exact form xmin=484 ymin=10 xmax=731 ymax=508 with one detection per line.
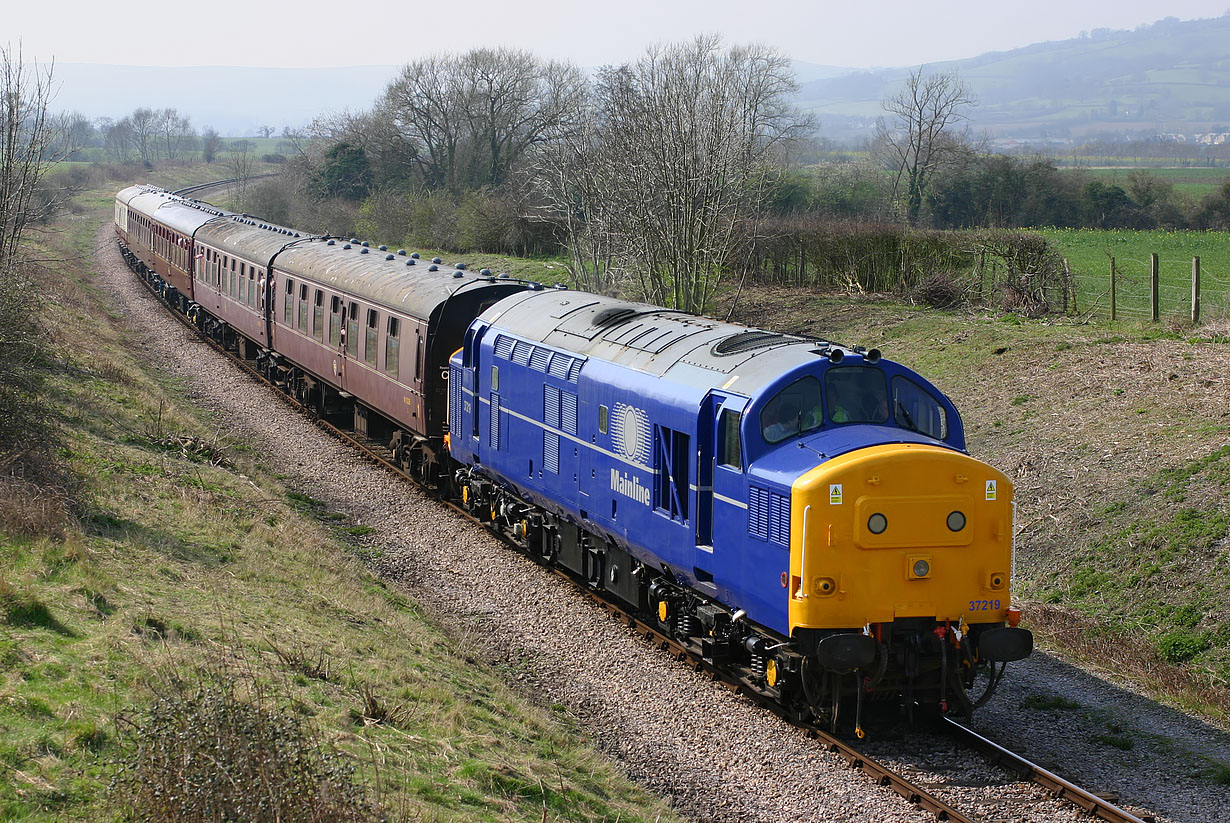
xmin=947 ymin=510 xmax=967 ymax=532
xmin=868 ymin=513 xmax=888 ymax=534
xmin=912 ymin=559 xmax=930 ymax=578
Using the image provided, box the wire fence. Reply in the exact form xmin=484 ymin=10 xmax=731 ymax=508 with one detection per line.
xmin=1071 ymin=254 xmax=1230 ymax=323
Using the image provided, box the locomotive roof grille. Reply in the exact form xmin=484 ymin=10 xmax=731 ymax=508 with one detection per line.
xmin=712 ymin=330 xmax=790 ymax=356
xmin=593 ymin=307 xmax=639 ymax=327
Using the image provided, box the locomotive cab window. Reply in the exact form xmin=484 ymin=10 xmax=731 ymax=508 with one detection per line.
xmin=718 ymin=409 xmax=743 ymax=469
xmin=598 ymin=405 xmax=609 ymax=435
xmin=761 ymin=377 xmax=822 ymax=444
xmin=891 ymin=376 xmax=948 ymax=440
xmin=825 ymin=367 xmax=890 ymax=425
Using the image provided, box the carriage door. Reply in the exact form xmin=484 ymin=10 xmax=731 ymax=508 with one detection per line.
xmin=697 ymin=391 xmax=747 ymax=549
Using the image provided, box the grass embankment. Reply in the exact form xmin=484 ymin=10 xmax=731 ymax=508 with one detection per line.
xmin=0 ymin=168 xmax=677 ymax=821
xmin=717 ymin=286 xmax=1230 ymax=724
xmin=1038 ymin=227 xmax=1230 ymax=322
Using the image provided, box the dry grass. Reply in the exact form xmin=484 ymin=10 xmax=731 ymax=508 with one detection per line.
xmin=0 ymin=472 xmax=72 ymax=538
xmin=1026 ymin=604 xmax=1230 ymax=722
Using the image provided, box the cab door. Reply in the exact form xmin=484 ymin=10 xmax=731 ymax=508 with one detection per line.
xmin=695 ymin=391 xmax=748 ymax=591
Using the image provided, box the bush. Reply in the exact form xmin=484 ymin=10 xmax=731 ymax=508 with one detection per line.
xmin=914 ymin=271 xmax=964 ymax=308
xmin=1156 ymin=629 xmax=1211 ymax=663
xmin=112 ymin=675 xmax=382 ymax=822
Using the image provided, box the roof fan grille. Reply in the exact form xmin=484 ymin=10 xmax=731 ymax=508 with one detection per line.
xmin=711 ymin=331 xmax=786 ymax=356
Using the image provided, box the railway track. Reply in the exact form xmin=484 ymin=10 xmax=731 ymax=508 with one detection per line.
xmin=172 ymin=174 xmax=278 ymax=198
xmin=121 ymin=237 xmax=1157 ymax=823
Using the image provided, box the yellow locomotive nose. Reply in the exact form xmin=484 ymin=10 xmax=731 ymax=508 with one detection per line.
xmin=787 ymin=444 xmax=1013 ymax=634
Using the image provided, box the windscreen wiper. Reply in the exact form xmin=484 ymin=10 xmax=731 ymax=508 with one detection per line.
xmin=895 ymin=400 xmax=921 ymax=434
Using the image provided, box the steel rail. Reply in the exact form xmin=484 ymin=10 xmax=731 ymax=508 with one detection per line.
xmin=172 ymin=173 xmax=279 ymax=198
xmin=121 ymin=238 xmax=1157 ymax=823
xmin=941 ymin=719 xmax=1153 ymax=823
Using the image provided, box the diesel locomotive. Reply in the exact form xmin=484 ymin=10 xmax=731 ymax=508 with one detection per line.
xmin=115 ymin=184 xmax=1032 ymax=731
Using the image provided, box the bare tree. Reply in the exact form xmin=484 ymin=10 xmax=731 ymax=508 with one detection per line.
xmin=279 ymin=125 xmax=310 ymax=160
xmin=156 ymin=108 xmax=195 ymax=161
xmin=99 ymin=116 xmax=134 ymax=162
xmin=59 ymin=111 xmax=94 ymax=159
xmin=461 ymin=48 xmax=587 ymax=187
xmin=201 ymin=126 xmax=222 ymax=163
xmin=532 ymin=96 xmax=619 ymax=294
xmin=128 ymin=106 xmax=158 ymax=167
xmin=227 ymin=139 xmax=256 ymax=197
xmin=1 ymin=47 xmax=67 ymax=272
xmin=0 ymin=46 xmax=67 ymax=459
xmin=875 ymin=68 xmax=976 ymax=225
xmin=538 ymin=35 xmax=810 ymax=313
xmin=378 ymin=48 xmax=586 ymax=191
xmin=257 ymin=124 xmax=275 ymax=139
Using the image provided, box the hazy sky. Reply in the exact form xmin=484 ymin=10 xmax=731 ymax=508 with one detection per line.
xmin=9 ymin=0 xmax=1230 ymax=69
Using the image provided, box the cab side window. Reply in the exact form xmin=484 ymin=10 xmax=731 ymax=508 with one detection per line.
xmin=718 ymin=409 xmax=742 ymax=469
xmin=891 ymin=376 xmax=948 ymax=439
xmin=760 ymin=377 xmax=822 ymax=444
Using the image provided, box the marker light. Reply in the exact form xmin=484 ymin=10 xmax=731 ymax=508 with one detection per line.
xmin=868 ymin=513 xmax=888 ymax=534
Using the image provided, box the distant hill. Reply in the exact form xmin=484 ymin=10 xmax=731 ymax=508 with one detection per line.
xmin=47 ymin=64 xmax=398 ymax=136
xmin=797 ymin=14 xmax=1230 ymax=143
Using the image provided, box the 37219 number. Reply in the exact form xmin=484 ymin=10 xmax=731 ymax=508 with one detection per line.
xmin=968 ymin=599 xmax=1001 ymax=611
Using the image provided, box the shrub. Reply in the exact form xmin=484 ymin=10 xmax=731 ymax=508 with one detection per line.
xmin=1156 ymin=629 xmax=1211 ymax=663
xmin=112 ymin=676 xmax=382 ymax=822
xmin=914 ymin=271 xmax=964 ymax=308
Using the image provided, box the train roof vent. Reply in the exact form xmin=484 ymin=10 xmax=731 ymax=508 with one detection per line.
xmin=711 ymin=331 xmax=789 ymax=356
xmin=592 ymin=307 xmax=638 ymax=328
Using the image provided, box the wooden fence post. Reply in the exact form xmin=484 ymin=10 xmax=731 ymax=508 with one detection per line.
xmin=1062 ymin=258 xmax=1071 ymax=313
xmin=1192 ymin=256 xmax=1201 ymax=324
xmin=1110 ymin=257 xmax=1116 ymax=321
xmin=1150 ymin=252 xmax=1159 ymax=322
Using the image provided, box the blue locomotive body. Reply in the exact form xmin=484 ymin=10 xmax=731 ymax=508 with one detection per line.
xmin=448 ymin=288 xmax=980 ymax=641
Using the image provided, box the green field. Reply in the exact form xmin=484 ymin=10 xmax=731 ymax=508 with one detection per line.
xmin=1080 ymin=167 xmax=1230 ymax=200
xmin=1039 ymin=228 xmax=1230 ymax=322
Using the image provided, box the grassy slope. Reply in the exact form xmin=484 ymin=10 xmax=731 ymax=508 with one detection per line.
xmin=715 ymin=287 xmax=1230 ymax=723
xmin=0 ymin=170 xmax=677 ymax=821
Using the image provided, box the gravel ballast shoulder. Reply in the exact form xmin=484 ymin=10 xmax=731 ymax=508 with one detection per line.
xmin=95 ymin=224 xmax=1229 ymax=823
